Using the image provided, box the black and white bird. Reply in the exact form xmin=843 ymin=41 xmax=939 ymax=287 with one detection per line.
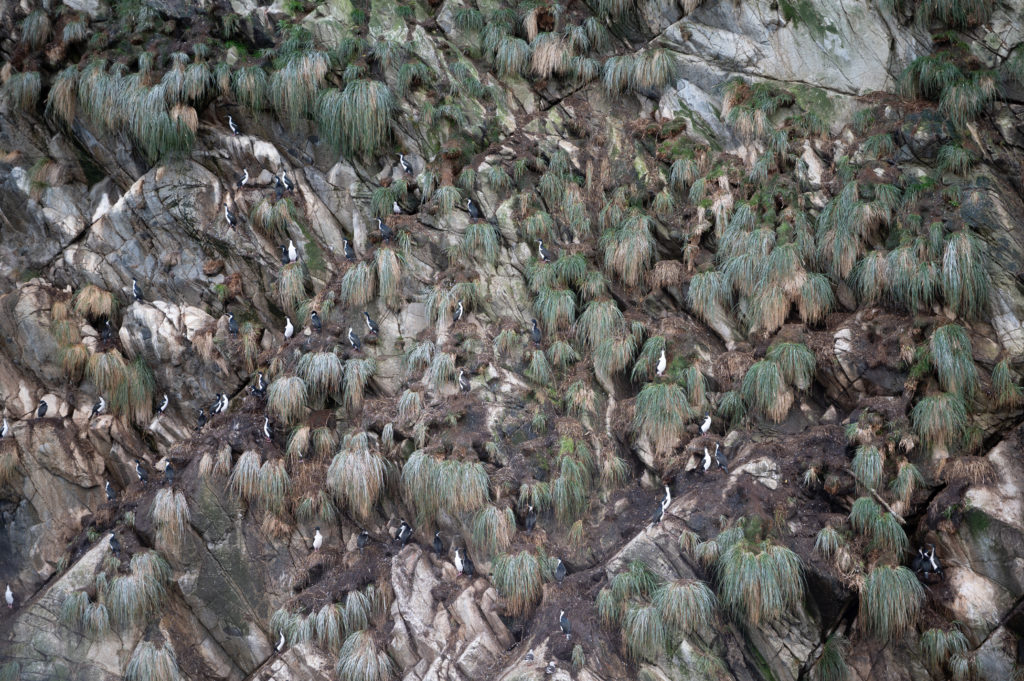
xmin=5 ymin=585 xmax=12 ymax=609
xmin=433 ymin=531 xmax=443 ymax=557
xmin=36 ymin=399 xmax=48 ymax=419
xmin=236 ymin=168 xmax=249 ymax=189
xmin=467 ymin=198 xmax=482 ymax=220
xmin=310 ymin=311 xmax=322 ymax=334
xmin=530 ymin=319 xmax=542 ymax=346
xmin=227 ymin=115 xmax=240 ymax=136
xmin=343 ymin=239 xmax=356 ymax=261
xmin=363 ymin=311 xmax=379 ymax=336
xmin=453 ymin=300 xmax=464 ymax=324
xmin=287 ymin=240 xmax=298 ymax=263
xmin=715 ymin=443 xmax=728 ymax=473
xmin=135 ymin=459 xmax=148 ymax=483
xmin=453 ymin=547 xmax=464 ymax=574
xmin=105 ymin=480 xmax=117 ymax=502
xmin=219 ymin=393 xmax=230 ymax=414
xmin=545 ymin=661 xmax=556 ymax=675
xmin=398 ymin=154 xmax=413 ymax=174
xmin=348 ymin=328 xmax=362 ymax=351
xmin=463 ymin=554 xmax=475 ymax=577
xmin=281 ymin=171 xmax=294 ymax=193
xmin=228 ymin=313 xmax=239 ymax=336
xmin=651 ymin=501 xmax=664 ymax=525
xmin=700 ymin=413 xmax=712 ymax=435
xmin=263 ymin=416 xmax=273 ymax=441
xmin=911 ymin=547 xmax=928 ymax=576
xmin=376 ymin=218 xmax=394 ymax=243
xmin=101 ymin=320 xmax=113 ymax=341
xmin=458 ymin=369 xmax=470 ymax=393
xmin=524 ymin=505 xmax=537 ymax=532
xmin=108 ymin=533 xmax=120 ymax=555
xmin=224 ymin=203 xmax=237 ymax=227
xmin=559 ymin=610 xmax=571 ymax=639
xmin=132 ymin=278 xmax=144 ymax=302
xmin=157 ymin=393 xmax=169 ymax=414
xmin=211 ymin=394 xmax=224 ymax=415
xmin=252 ymin=372 xmax=268 ymax=397
xmin=702 ymin=447 xmax=712 ymax=473
xmin=284 ymin=317 xmax=294 ymax=339
xmin=90 ymin=396 xmax=106 ymax=419
xmin=392 ymin=200 xmax=402 ymax=215
xmin=660 ymin=484 xmax=671 ymax=510
xmin=537 ymin=240 xmax=553 ymax=263
xmin=656 ymin=349 xmax=667 ymax=377
xmin=357 ymin=530 xmax=370 ymax=550
xmin=163 ymin=462 xmax=174 ymax=486
xmin=524 ymin=650 xmax=534 ymax=662
xmin=273 ymin=175 xmax=285 ymax=201
xmin=279 ymin=245 xmax=290 ymax=265
xmin=312 ymin=527 xmax=323 ymax=551
xmin=924 ymin=544 xmax=943 ymax=579
xmin=197 ymin=409 xmax=207 ymax=429
xmin=0 ymin=418 xmax=7 ymax=438
xmin=275 ymin=631 xmax=286 ymax=653
xmin=555 ymin=559 xmax=566 ymax=584
xmin=396 ymin=519 xmax=412 ymax=546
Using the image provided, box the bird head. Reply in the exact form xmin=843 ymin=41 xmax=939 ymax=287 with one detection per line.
xmin=314 ymin=526 xmax=320 ymax=532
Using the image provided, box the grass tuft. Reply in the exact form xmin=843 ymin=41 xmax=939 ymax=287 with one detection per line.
xmin=125 ymin=642 xmax=180 ymax=681
xmin=492 ymin=551 xmax=544 ymax=616
xmin=153 ymin=489 xmax=190 ymax=551
xmin=812 ymin=634 xmax=851 ymax=681
xmin=714 ymin=529 xmax=804 ymax=626
xmin=859 ymin=565 xmax=923 ymax=642
xmin=654 ymin=579 xmax=716 ymax=636
xmin=258 ymin=459 xmax=291 ymax=515
xmin=298 ymin=351 xmax=344 ymax=406
xmin=229 ymin=451 xmax=261 ymax=502
xmin=942 ymin=231 xmax=989 ymax=319
xmin=633 ymin=383 xmax=692 ymax=456
xmin=912 ymin=392 xmax=966 ymax=450
xmin=575 ymin=298 xmax=624 ymax=349
xmin=741 ymin=360 xmax=793 ymax=423
xmin=991 ymin=359 xmax=1023 ymax=409
xmin=471 ymin=506 xmax=517 ymax=558
xmin=929 ymin=324 xmax=977 ymax=398
xmin=268 ymin=375 xmax=308 ymax=426
xmin=74 ymin=284 xmax=118 ymax=321
xmin=327 ymin=439 xmax=387 ymax=520
xmin=622 ymin=604 xmax=667 ymax=662
xmin=851 ymin=445 xmax=884 ymax=490
xmin=335 ymin=630 xmax=396 ymax=681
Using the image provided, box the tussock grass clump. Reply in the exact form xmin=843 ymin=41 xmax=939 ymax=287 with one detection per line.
xmin=2 ymin=71 xmax=42 ymax=112
xmin=492 ymin=551 xmax=543 ymax=617
xmin=375 ymin=246 xmax=402 ymax=309
xmin=278 ymin=263 xmax=307 ymax=312
xmin=258 ymin=460 xmax=290 ymax=514
xmin=859 ymin=565 xmax=923 ymax=642
xmin=21 ymin=11 xmax=51 ymax=50
xmin=494 ymin=37 xmax=530 ymax=77
xmin=107 ymin=569 xmax=166 ymax=629
xmin=712 ymin=523 xmax=804 ymax=626
xmin=912 ymin=392 xmax=966 ymax=449
xmin=688 ymin=271 xmax=729 ymax=326
xmin=633 ymin=383 xmax=692 ymax=455
xmin=547 ymin=340 xmax=580 ymax=369
xmin=153 ymin=489 xmax=190 ymax=551
xmin=229 ymin=451 xmax=261 ymax=501
xmin=575 ymin=298 xmax=624 ymax=349
xmin=397 ymin=389 xmax=422 ymax=423
xmin=929 ymin=324 xmax=977 ymax=398
xmin=594 ymin=335 xmax=637 ymax=377
xmin=765 ymin=342 xmax=816 ymax=391
xmin=526 ymin=349 xmax=553 ymax=386
xmin=991 ymin=359 xmax=1023 ymax=408
xmin=270 ymin=50 xmax=329 ymax=130
xmin=60 ymin=590 xmax=90 ymax=631
xmin=534 ymin=286 xmax=577 ymax=332
xmin=741 ymin=360 xmax=793 ymax=423
xmin=848 ymin=497 xmax=907 ymax=556
xmin=125 ymin=641 xmax=180 ymax=681
xmin=402 ymin=451 xmax=490 ymax=524
xmin=335 ymin=630 xmax=396 ymax=681
xmin=812 ymin=634 xmax=850 ymax=681
xmin=327 ymin=441 xmax=387 ymax=520
xmin=298 ymin=351 xmax=343 ymax=406
xmin=471 ymin=505 xmax=516 ymax=558
xmin=427 ymin=352 xmax=456 ymax=392
xmin=622 ymin=604 xmax=667 ymax=662
xmin=851 ymin=445 xmax=884 ymax=490
xmin=890 ymin=461 xmax=924 ymax=507
xmin=654 ymin=579 xmax=716 ymax=636
xmin=942 ymin=231 xmax=989 ymax=319
xmin=317 ymin=79 xmax=393 ymax=158
xmin=462 ymin=222 xmax=499 ymax=264
xmin=267 ymin=375 xmax=308 ymax=426
xmin=232 ymin=65 xmax=268 ymax=111
xmin=0 ymin=449 xmax=19 ymax=488
xmin=601 ymin=211 xmax=656 ymax=288
xmin=342 ymin=262 xmax=376 ymax=307
xmin=74 ymin=284 xmax=118 ymax=321
xmin=813 ymin=526 xmax=842 ymax=561
xmin=920 ymin=626 xmax=969 ymax=672
xmin=631 ymin=336 xmax=665 ymax=383
xmin=718 ymin=390 xmax=746 ymax=428
xmin=344 ymin=358 xmax=376 ymax=410
xmin=295 ymin=490 xmax=338 ymax=525
xmin=46 ymin=66 xmax=78 ymax=128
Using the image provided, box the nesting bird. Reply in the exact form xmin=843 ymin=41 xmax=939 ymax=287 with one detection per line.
xmin=105 ymin=480 xmax=117 ymax=502
xmin=433 ymin=531 xmax=443 ymax=557
xmin=453 ymin=547 xmax=464 ymax=574
xmin=363 ymin=311 xmax=379 ymax=336
xmin=163 ymin=462 xmax=174 ymax=486
xmin=348 ymin=328 xmax=362 ymax=352
xmin=660 ymin=484 xmax=671 ymax=510
xmin=211 ymin=394 xmax=224 ymax=415
xmin=90 ymin=396 xmax=106 ymax=419
xmin=263 ymin=416 xmax=273 ymax=441
xmin=224 ymin=203 xmax=237 ymax=227
xmin=275 ymin=631 xmax=286 ymax=653
xmin=108 ymin=532 xmax=121 ymax=555
xmin=36 ymin=399 xmax=48 ymax=419
xmin=377 ymin=218 xmax=395 ymax=243
xmin=453 ymin=300 xmax=464 ymax=324
xmin=463 ymin=553 xmax=475 ymax=577
xmin=252 ymin=372 xmax=268 ymax=397
xmin=281 ymin=171 xmax=294 ymax=193
xmin=273 ymin=175 xmax=285 ymax=201
xmin=287 ymin=240 xmax=298 ymax=263
xmin=236 ymin=168 xmax=248 ymax=189
xmin=702 ymin=447 xmax=712 ymax=473
xmin=357 ymin=530 xmax=370 ymax=550
xmin=530 ymin=319 xmax=542 ymax=346
xmin=135 ymin=459 xmax=148 ymax=483
xmin=700 ymin=413 xmax=712 ymax=435
xmin=132 ymin=278 xmax=144 ymax=302
xmin=524 ymin=505 xmax=537 ymax=532
xmin=396 ymin=520 xmax=412 ymax=547
xmin=312 ymin=527 xmax=323 ymax=551
xmin=467 ymin=198 xmax=482 ymax=220
xmin=197 ymin=409 xmax=207 ymax=429
xmin=5 ymin=585 xmax=12 ymax=609
xmin=555 ymin=559 xmax=566 ymax=584
xmin=392 ymin=201 xmax=402 ymax=215
xmin=715 ymin=443 xmax=728 ymax=473
xmin=227 ymin=115 xmax=240 ymax=135
xmin=101 ymin=320 xmax=112 ymax=341
xmin=157 ymin=393 xmax=169 ymax=414
xmin=545 ymin=661 xmax=556 ymax=675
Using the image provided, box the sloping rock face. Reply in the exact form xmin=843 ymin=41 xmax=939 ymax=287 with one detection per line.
xmin=3 ymin=0 xmax=1024 ymax=680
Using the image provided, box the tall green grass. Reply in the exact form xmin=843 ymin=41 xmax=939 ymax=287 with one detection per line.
xmin=327 ymin=438 xmax=387 ymax=520
xmin=318 ymin=80 xmax=394 ymax=158
xmin=765 ymin=342 xmax=816 ymax=391
xmin=991 ymin=359 xmax=1023 ymax=408
xmin=912 ymin=392 xmax=966 ymax=449
xmin=125 ymin=642 xmax=180 ymax=681
xmin=298 ymin=351 xmax=344 ymax=406
xmin=575 ymin=298 xmax=624 ymax=349
xmin=267 ymin=375 xmax=308 ymax=425
xmin=229 ymin=450 xmax=261 ymax=502
xmin=741 ymin=360 xmax=792 ymax=423
xmin=848 ymin=497 xmax=907 ymax=556
xmin=929 ymin=324 xmax=977 ymax=398
xmin=942 ymin=231 xmax=989 ymax=319
xmin=258 ymin=459 xmax=291 ymax=514
xmin=471 ymin=505 xmax=516 ymax=558
xmin=335 ymin=630 xmax=396 ymax=681
xmin=713 ymin=525 xmax=804 ymax=627
xmin=492 ymin=551 xmax=544 ymax=617
xmin=851 ymin=445 xmax=884 ymax=490
xmin=153 ymin=489 xmax=190 ymax=551
xmin=633 ymin=383 xmax=692 ymax=455
xmin=859 ymin=565 xmax=923 ymax=642
xmin=654 ymin=579 xmax=716 ymax=636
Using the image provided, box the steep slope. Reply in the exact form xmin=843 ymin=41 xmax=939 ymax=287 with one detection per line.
xmin=2 ymin=1 xmax=1024 ymax=680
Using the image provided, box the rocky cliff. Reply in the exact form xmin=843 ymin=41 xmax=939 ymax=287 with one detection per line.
xmin=2 ymin=0 xmax=1024 ymax=680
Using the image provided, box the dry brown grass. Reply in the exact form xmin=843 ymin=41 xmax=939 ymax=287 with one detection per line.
xmin=939 ymin=457 xmax=995 ymax=485
xmin=649 ymin=260 xmax=685 ymax=291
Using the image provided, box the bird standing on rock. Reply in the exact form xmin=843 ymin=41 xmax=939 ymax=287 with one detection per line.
xmin=132 ymin=278 xmax=144 ymax=302
xmin=284 ymin=317 xmax=294 ymax=339
xmin=157 ymin=393 xmax=169 ymax=414
xmin=348 ymin=328 xmax=362 ymax=352
xmin=656 ymin=349 xmax=667 ymax=377
xmin=90 ymin=396 xmax=106 ymax=419
xmin=224 ymin=203 xmax=236 ymax=227
xmin=236 ymin=168 xmax=248 ymax=189
xmin=537 ymin=240 xmax=553 ymax=263
xmin=660 ymin=484 xmax=671 ymax=510
xmin=398 ymin=154 xmax=413 ymax=175
xmin=524 ymin=505 xmax=537 ymax=532
xmin=310 ymin=311 xmax=322 ymax=334
xmin=433 ymin=531 xmax=443 ymax=557
xmin=531 ymin=319 xmax=542 ymax=346
xmin=135 ymin=459 xmax=148 ymax=483
xmin=5 ymin=585 xmax=13 ymax=609
xmin=196 ymin=409 xmax=207 ymax=429
xmin=357 ymin=530 xmax=370 ymax=550
xmin=281 ymin=171 xmax=294 ymax=193
xmin=363 ymin=312 xmax=379 ymax=336
xmin=377 ymin=218 xmax=394 ymax=243
xmin=559 ymin=610 xmax=571 ymax=639
xmin=715 ymin=443 xmax=728 ymax=473
xmin=555 ymin=559 xmax=566 ymax=583
xmin=163 ymin=462 xmax=174 ymax=486
xmin=105 ymin=480 xmax=117 ymax=502
xmin=273 ymin=175 xmax=284 ymax=201
xmin=36 ymin=399 xmax=48 ymax=419
xmin=263 ymin=416 xmax=273 ymax=441
xmin=108 ymin=532 xmax=120 ymax=555
xmin=312 ymin=527 xmax=323 ymax=551
xmin=700 ymin=413 xmax=712 ymax=435
xmin=392 ymin=201 xmax=402 ymax=215
xmin=0 ymin=418 xmax=8 ymax=438
xmin=458 ymin=369 xmax=470 ymax=393
xmin=453 ymin=300 xmax=464 ymax=324
xmin=702 ymin=447 xmax=712 ymax=472
xmin=228 ymin=313 xmax=239 ymax=337
xmin=396 ymin=520 xmax=412 ymax=546
xmin=343 ymin=239 xmax=356 ymax=261
xmin=453 ymin=547 xmax=464 ymax=574
xmin=287 ymin=240 xmax=298 ymax=263
xmin=275 ymin=631 xmax=285 ymax=653
xmin=467 ymin=198 xmax=482 ymax=220
xmin=227 ymin=115 xmax=240 ymax=136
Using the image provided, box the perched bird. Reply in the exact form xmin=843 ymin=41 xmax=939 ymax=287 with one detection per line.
xmin=279 ymin=245 xmax=290 ymax=265
xmin=211 ymin=394 xmax=224 ymax=415
xmin=537 ymin=240 xmax=553 ymax=263
xmin=392 ymin=201 xmax=402 ymax=215
xmin=281 ymin=171 xmax=294 ymax=193
xmin=252 ymin=372 xmax=268 ymax=397
xmin=108 ymin=532 xmax=121 ymax=555
xmin=287 ymin=240 xmax=298 ymax=263
xmin=312 ymin=527 xmax=323 ymax=551
xmin=227 ymin=115 xmax=240 ymax=135
xmin=715 ymin=443 xmax=728 ymax=472
xmin=275 ymin=630 xmax=286 ymax=653
xmin=702 ymin=447 xmax=712 ymax=472
xmin=357 ymin=530 xmax=370 ymax=550
xmin=135 ymin=459 xmax=148 ymax=483
xmin=910 ymin=547 xmax=928 ymax=576
xmin=458 ymin=369 xmax=470 ymax=393
xmin=263 ymin=416 xmax=273 ymax=441
xmin=376 ymin=218 xmax=394 ymax=243
xmin=284 ymin=317 xmax=294 ymax=339
xmin=924 ymin=544 xmax=943 ymax=579
xmin=219 ymin=393 xmax=230 ymax=414
xmin=273 ymin=175 xmax=284 ymax=201
xmin=656 ymin=349 xmax=667 ymax=377
xmin=530 ymin=319 xmax=542 ymax=346
xmin=545 ymin=661 xmax=556 ymax=675
xmin=398 ymin=154 xmax=413 ymax=175
xmin=396 ymin=519 xmax=412 ymax=546
xmin=525 ymin=650 xmax=534 ymax=662
xmin=467 ymin=198 xmax=482 ymax=220
xmin=524 ymin=505 xmax=537 ymax=532
xmin=157 ymin=394 xmax=169 ymax=414
xmin=433 ymin=531 xmax=443 ymax=557
xmin=36 ymin=399 xmax=48 ymax=419
xmin=310 ymin=311 xmax=322 ymax=334
xmin=343 ymin=239 xmax=356 ymax=261
xmin=559 ymin=610 xmax=571 ymax=639
xmin=228 ymin=313 xmax=239 ymax=336
xmin=90 ymin=396 xmax=106 ymax=419
xmin=105 ymin=480 xmax=117 ymax=502
xmin=651 ymin=501 xmax=664 ymax=525
xmin=132 ymin=278 xmax=144 ymax=302
xmin=224 ymin=203 xmax=236 ymax=227
xmin=0 ymin=418 xmax=7 ymax=438
xmin=101 ymin=320 xmax=113 ymax=341
xmin=163 ymin=462 xmax=174 ymax=486
xmin=348 ymin=328 xmax=362 ymax=351
xmin=196 ymin=409 xmax=207 ymax=429
xmin=453 ymin=300 xmax=464 ymax=324
xmin=661 ymin=484 xmax=671 ymax=510
xmin=463 ymin=554 xmax=475 ymax=577
xmin=363 ymin=311 xmax=379 ymax=336
xmin=453 ymin=547 xmax=464 ymax=574
xmin=700 ymin=413 xmax=712 ymax=435
xmin=5 ymin=584 xmax=12 ymax=609
xmin=555 ymin=559 xmax=566 ymax=584
xmin=236 ymin=168 xmax=249 ymax=189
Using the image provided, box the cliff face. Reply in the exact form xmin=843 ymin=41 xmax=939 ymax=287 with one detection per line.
xmin=2 ymin=0 xmax=1024 ymax=680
